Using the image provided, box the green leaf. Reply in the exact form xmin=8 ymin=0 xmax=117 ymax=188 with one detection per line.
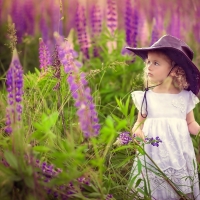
xmin=135 ymin=178 xmax=142 ymax=188
xmin=137 ymin=159 xmax=142 ymax=174
xmin=24 ymin=176 xmax=34 ymax=189
xmin=30 ymin=131 xmax=44 ymax=140
xmin=112 ymin=145 xmax=133 ymax=152
xmin=114 ymin=156 xmax=132 ymax=168
xmin=0 ymin=164 xmax=14 ymax=176
xmin=135 ymin=146 xmax=145 ymax=155
xmin=125 ymin=96 xmax=130 ymax=117
xmin=86 ymin=192 xmax=101 ymax=198
xmin=4 ymin=151 xmax=18 ymax=170
xmin=115 ymin=119 xmax=127 ymax=131
xmin=105 ymin=116 xmax=114 ymax=128
xmin=33 ymin=146 xmax=51 ymax=153
xmin=33 ymin=112 xmax=59 ymax=132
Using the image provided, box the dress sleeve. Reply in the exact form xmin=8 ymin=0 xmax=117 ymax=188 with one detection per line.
xmin=131 ymin=91 xmax=146 ymax=114
xmin=186 ymin=91 xmax=199 ymax=114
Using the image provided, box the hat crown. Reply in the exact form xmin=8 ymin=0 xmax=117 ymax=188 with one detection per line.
xmin=151 ymin=35 xmax=194 ymax=60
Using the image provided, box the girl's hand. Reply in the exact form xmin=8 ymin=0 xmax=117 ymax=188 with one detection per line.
xmin=132 ymin=130 xmax=145 ymax=140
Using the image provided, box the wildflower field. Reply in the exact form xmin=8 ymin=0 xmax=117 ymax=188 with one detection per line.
xmin=0 ymin=0 xmax=200 ymax=199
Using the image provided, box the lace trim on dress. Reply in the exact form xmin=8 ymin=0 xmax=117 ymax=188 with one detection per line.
xmin=171 ymin=96 xmax=185 ymax=113
xmin=137 ymin=166 xmax=199 ymax=199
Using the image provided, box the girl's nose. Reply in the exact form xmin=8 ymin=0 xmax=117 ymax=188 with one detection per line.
xmin=147 ymin=63 xmax=153 ymax=71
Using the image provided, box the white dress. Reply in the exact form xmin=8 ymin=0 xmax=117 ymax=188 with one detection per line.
xmin=130 ymin=89 xmax=200 ymax=200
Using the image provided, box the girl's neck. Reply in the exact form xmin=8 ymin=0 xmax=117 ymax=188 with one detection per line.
xmin=152 ymin=87 xmax=181 ymax=94
xmin=151 ymin=78 xmax=181 ymax=94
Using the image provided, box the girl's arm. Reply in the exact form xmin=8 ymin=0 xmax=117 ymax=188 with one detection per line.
xmin=132 ymin=112 xmax=146 ymax=140
xmin=186 ymin=110 xmax=200 ymax=135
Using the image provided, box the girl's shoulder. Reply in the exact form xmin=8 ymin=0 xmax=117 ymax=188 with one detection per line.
xmin=131 ymin=90 xmax=144 ymax=96
xmin=182 ymin=90 xmax=199 ymax=99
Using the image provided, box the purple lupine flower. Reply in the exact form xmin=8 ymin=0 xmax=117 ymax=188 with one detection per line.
xmin=90 ymin=4 xmax=102 ymax=57
xmin=106 ymin=0 xmax=118 ymax=35
xmin=145 ymin=136 xmax=162 ymax=147
xmin=36 ymin=161 xmax=62 ymax=183
xmin=54 ymin=33 xmax=100 ymax=137
xmin=125 ymin=0 xmax=132 ymax=46
xmin=23 ymin=0 xmax=34 ymax=36
xmin=5 ymin=49 xmax=23 ymax=134
xmin=90 ymin=4 xmax=102 ymax=37
xmin=75 ymin=4 xmax=90 ymax=59
xmin=167 ymin=4 xmax=181 ymax=39
xmin=193 ymin=8 xmax=200 ymax=43
xmin=115 ymin=132 xmax=132 ymax=145
xmin=131 ymin=7 xmax=139 ymax=48
xmin=106 ymin=194 xmax=113 ymax=200
xmin=39 ymin=38 xmax=51 ymax=71
xmin=49 ymin=0 xmax=63 ymax=35
xmin=39 ymin=5 xmax=49 ymax=43
xmin=10 ymin=0 xmax=25 ymax=42
xmin=150 ymin=18 xmax=159 ymax=45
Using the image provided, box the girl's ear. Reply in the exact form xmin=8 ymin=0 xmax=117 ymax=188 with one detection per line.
xmin=170 ymin=71 xmax=176 ymax=77
xmin=170 ymin=66 xmax=178 ymax=77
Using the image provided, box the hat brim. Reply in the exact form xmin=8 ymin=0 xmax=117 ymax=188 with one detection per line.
xmin=126 ymin=46 xmax=200 ymax=95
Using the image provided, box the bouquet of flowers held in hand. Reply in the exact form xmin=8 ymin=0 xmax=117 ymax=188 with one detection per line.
xmin=113 ymin=132 xmax=162 ymax=147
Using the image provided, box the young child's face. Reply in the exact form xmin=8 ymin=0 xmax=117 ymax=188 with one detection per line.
xmin=145 ymin=51 xmax=172 ymax=83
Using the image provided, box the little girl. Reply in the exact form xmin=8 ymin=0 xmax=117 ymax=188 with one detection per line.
xmin=126 ymin=35 xmax=200 ymax=200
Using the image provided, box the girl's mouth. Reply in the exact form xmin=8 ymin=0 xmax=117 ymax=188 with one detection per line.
xmin=148 ymin=73 xmax=153 ymax=77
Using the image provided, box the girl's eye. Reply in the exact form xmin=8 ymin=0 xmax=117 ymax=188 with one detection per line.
xmin=145 ymin=60 xmax=151 ymax=65
xmin=154 ymin=62 xmax=159 ymax=66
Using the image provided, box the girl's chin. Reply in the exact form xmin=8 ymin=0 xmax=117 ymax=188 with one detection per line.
xmin=147 ymin=79 xmax=161 ymax=85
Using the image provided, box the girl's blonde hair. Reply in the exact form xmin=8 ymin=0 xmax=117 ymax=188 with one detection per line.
xmin=143 ymin=50 xmax=189 ymax=90
xmin=172 ymin=66 xmax=189 ymax=90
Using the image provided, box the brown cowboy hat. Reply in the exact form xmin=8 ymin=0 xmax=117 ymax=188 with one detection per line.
xmin=126 ymin=35 xmax=200 ymax=95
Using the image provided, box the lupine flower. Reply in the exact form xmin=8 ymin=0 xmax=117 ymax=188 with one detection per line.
xmin=124 ymin=0 xmax=139 ymax=48
xmin=131 ymin=7 xmax=139 ymax=48
xmin=145 ymin=136 xmax=162 ymax=147
xmin=150 ymin=18 xmax=159 ymax=45
xmin=90 ymin=4 xmax=102 ymax=38
xmin=75 ymin=4 xmax=90 ymax=59
xmin=10 ymin=0 xmax=25 ymax=42
xmin=39 ymin=38 xmax=51 ymax=71
xmin=39 ymin=9 xmax=49 ymax=43
xmin=49 ymin=0 xmax=63 ymax=34
xmin=114 ymin=132 xmax=132 ymax=145
xmin=24 ymin=0 xmax=34 ymax=36
xmin=106 ymin=194 xmax=114 ymax=200
xmin=90 ymin=4 xmax=102 ymax=57
xmin=114 ymin=132 xmax=162 ymax=147
xmin=106 ymin=0 xmax=118 ymax=35
xmin=36 ymin=159 xmax=91 ymax=199
xmin=167 ymin=5 xmax=181 ymax=39
xmin=5 ymin=49 xmax=23 ymax=134
xmin=125 ymin=0 xmax=132 ymax=46
xmin=54 ymin=32 xmax=100 ymax=137
xmin=193 ymin=9 xmax=200 ymax=43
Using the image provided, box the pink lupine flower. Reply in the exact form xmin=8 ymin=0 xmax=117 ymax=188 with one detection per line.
xmin=90 ymin=3 xmax=102 ymax=57
xmin=54 ymin=32 xmax=100 ymax=137
xmin=75 ymin=4 xmax=90 ymax=59
xmin=39 ymin=38 xmax=51 ymax=71
xmin=106 ymin=0 xmax=118 ymax=35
